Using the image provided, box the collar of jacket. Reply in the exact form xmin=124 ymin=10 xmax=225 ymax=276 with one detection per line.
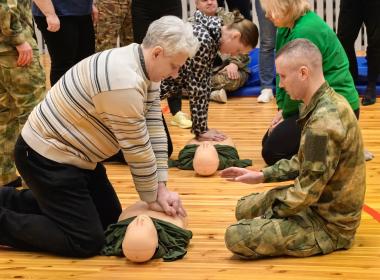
xmin=297 ymin=81 xmax=330 ymax=125
xmin=138 ymin=44 xmax=150 ymax=80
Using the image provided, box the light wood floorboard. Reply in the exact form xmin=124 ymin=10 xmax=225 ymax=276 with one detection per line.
xmin=1 ymin=94 xmax=379 ymax=280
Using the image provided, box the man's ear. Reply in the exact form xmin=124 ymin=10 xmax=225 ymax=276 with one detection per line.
xmin=151 ymin=46 xmax=164 ymax=60
xmin=299 ymin=65 xmax=309 ymax=80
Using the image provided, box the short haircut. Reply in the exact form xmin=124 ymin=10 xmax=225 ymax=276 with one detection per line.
xmin=142 ymin=16 xmax=199 ymax=58
xmin=276 ymin=39 xmax=322 ymax=69
xmin=260 ymin=0 xmax=310 ymax=24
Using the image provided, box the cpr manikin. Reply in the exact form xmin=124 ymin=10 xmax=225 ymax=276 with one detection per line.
xmin=189 ymin=137 xmax=235 ymax=176
xmin=119 ymin=201 xmax=187 ymax=263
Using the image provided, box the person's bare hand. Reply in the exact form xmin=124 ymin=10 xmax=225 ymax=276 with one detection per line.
xmin=197 ymin=128 xmax=226 ymax=141
xmin=268 ymin=110 xmax=283 ymax=135
xmin=148 ymin=182 xmax=187 ymax=217
xmin=46 ymin=14 xmax=60 ymax=32
xmin=92 ymin=5 xmax=99 ymax=24
xmin=220 ymin=167 xmax=264 ymax=184
xmin=224 ymin=63 xmax=239 ymax=80
xmin=15 ymin=42 xmax=33 ymax=66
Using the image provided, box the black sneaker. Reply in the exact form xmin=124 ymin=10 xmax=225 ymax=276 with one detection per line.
xmin=2 ymin=176 xmax=22 ymax=188
xmin=361 ymin=96 xmax=376 ymax=106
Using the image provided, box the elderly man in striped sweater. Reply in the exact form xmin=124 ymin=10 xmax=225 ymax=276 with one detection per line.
xmin=0 ymin=16 xmax=199 ymax=258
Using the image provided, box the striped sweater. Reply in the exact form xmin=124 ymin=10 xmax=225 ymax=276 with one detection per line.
xmin=22 ymin=43 xmax=168 ymax=202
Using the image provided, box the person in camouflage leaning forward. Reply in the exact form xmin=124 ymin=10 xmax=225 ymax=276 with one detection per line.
xmin=220 ymin=39 xmax=366 ymax=259
xmin=0 ymin=0 xmax=46 ymax=188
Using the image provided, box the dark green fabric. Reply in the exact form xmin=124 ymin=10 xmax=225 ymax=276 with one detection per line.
xmin=168 ymin=144 xmax=252 ymax=170
xmin=100 ymin=216 xmax=193 ymax=262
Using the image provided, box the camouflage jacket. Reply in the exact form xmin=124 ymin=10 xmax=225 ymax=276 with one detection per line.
xmin=189 ymin=7 xmax=250 ymax=73
xmin=0 ymin=0 xmax=38 ymax=54
xmin=262 ymin=82 xmax=366 ymax=249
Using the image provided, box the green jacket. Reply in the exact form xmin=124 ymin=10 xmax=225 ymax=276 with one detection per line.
xmin=276 ymin=11 xmax=359 ymax=118
xmin=262 ymin=82 xmax=365 ymax=250
xmin=0 ymin=0 xmax=39 ymax=54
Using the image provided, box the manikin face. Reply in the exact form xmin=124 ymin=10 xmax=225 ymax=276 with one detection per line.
xmin=193 ymin=142 xmax=219 ymax=176
xmin=122 ymin=214 xmax=158 ymax=263
xmin=196 ymin=0 xmax=218 ymax=16
xmin=149 ymin=47 xmax=189 ymax=82
xmin=276 ymin=56 xmax=307 ymax=101
xmin=219 ymin=26 xmax=252 ymax=56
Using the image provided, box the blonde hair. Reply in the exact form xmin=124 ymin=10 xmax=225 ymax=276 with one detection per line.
xmin=260 ymin=0 xmax=311 ymax=24
xmin=225 ymin=17 xmax=259 ymax=48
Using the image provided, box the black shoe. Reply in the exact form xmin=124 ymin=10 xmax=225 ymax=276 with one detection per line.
xmin=2 ymin=176 xmax=22 ymax=188
xmin=361 ymin=96 xmax=376 ymax=106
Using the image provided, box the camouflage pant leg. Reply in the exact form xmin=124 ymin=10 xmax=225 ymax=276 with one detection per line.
xmin=211 ymin=69 xmax=249 ymax=92
xmin=119 ymin=0 xmax=133 ymax=47
xmin=0 ymin=53 xmax=46 ymax=185
xmin=225 ymin=211 xmax=324 ymax=259
xmin=95 ymin=0 xmax=133 ymax=52
xmin=234 ymin=187 xmax=291 ymax=220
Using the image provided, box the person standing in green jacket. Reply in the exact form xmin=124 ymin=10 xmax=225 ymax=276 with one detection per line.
xmin=259 ymin=0 xmax=360 ymax=166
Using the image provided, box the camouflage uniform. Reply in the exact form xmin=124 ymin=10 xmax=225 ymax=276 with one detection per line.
xmin=0 ymin=0 xmax=46 ymax=186
xmin=95 ymin=0 xmax=133 ymax=52
xmin=212 ymin=8 xmax=250 ymax=92
xmin=225 ymin=83 xmax=366 ymax=259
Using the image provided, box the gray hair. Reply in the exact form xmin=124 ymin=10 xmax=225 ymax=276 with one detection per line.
xmin=276 ymin=39 xmax=322 ymax=69
xmin=142 ymin=16 xmax=199 ymax=58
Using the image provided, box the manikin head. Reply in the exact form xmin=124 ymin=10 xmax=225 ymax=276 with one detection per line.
xmin=122 ymin=214 xmax=158 ymax=263
xmin=193 ymin=142 xmax=220 ymax=176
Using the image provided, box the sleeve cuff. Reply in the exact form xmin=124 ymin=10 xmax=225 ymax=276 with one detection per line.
xmin=138 ymin=189 xmax=158 ymax=203
xmin=157 ymin=170 xmax=168 ymax=182
xmin=262 ymin=166 xmax=275 ymax=182
xmin=10 ymin=33 xmax=26 ymax=47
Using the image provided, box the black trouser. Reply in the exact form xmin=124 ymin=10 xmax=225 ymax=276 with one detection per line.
xmin=132 ymin=0 xmax=182 ymax=44
xmin=168 ymin=95 xmax=182 ymax=116
xmin=131 ymin=0 xmax=182 ymax=116
xmin=262 ymin=109 xmax=360 ymax=166
xmin=261 ymin=114 xmax=301 ymax=166
xmin=217 ymin=0 xmax=252 ymax=20
xmin=0 ymin=136 xmax=121 ymax=257
xmin=337 ymin=0 xmax=380 ymax=93
xmin=163 ymin=115 xmax=173 ymax=158
xmin=34 ymin=15 xmax=95 ymax=86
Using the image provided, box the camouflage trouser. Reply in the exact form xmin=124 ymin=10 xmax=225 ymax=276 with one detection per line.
xmin=95 ymin=0 xmax=133 ymax=52
xmin=0 ymin=52 xmax=46 ymax=185
xmin=211 ymin=68 xmax=249 ymax=92
xmin=225 ymin=191 xmax=335 ymax=259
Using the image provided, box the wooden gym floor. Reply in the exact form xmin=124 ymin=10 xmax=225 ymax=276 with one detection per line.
xmin=1 ymin=97 xmax=379 ymax=280
xmin=0 ymin=55 xmax=379 ymax=279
